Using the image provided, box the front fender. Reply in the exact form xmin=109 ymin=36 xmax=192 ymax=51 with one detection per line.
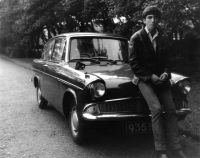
xmin=84 ymin=72 xmax=104 ymax=87
xmin=32 ymin=75 xmax=40 ymax=88
xmin=170 ymin=72 xmax=191 ymax=120
xmin=63 ymin=88 xmax=78 ymax=105
xmin=170 ymin=72 xmax=190 ymax=84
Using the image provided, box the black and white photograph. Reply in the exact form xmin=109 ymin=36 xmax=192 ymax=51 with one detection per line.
xmin=0 ymin=0 xmax=200 ymax=158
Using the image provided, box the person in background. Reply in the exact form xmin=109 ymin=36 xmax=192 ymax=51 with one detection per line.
xmin=92 ymin=19 xmax=105 ymax=33
xmin=129 ymin=6 xmax=188 ymax=158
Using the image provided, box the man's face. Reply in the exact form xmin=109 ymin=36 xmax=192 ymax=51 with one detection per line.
xmin=143 ymin=14 xmax=160 ymax=32
xmin=93 ymin=23 xmax=104 ymax=33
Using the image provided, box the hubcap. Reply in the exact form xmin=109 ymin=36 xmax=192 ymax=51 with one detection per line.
xmin=37 ymin=88 xmax=42 ymax=105
xmin=71 ymin=108 xmax=79 ymax=137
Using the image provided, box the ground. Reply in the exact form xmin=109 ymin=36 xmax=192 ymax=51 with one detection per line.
xmin=0 ymin=55 xmax=200 ymax=158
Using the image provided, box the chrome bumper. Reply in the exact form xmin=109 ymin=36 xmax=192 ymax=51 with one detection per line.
xmin=82 ymin=113 xmax=151 ymax=121
xmin=82 ymin=108 xmax=192 ymax=121
xmin=176 ymin=108 xmax=192 ymax=115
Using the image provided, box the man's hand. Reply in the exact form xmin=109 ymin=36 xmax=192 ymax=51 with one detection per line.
xmin=151 ymin=74 xmax=163 ymax=85
xmin=159 ymin=73 xmax=168 ymax=81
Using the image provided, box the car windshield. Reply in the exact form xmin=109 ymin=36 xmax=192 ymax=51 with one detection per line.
xmin=69 ymin=37 xmax=128 ymax=63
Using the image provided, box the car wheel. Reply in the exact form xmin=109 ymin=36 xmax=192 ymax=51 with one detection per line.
xmin=36 ymin=86 xmax=48 ymax=109
xmin=69 ymin=99 xmax=86 ymax=145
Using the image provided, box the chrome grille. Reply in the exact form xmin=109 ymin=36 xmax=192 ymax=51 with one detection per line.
xmin=98 ymin=98 xmax=150 ymax=114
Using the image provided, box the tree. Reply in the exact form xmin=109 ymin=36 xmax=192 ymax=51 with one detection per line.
xmin=0 ymin=0 xmax=23 ymax=56
xmin=0 ymin=0 xmax=200 ymax=57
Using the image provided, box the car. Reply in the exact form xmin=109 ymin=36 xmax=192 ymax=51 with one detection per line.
xmin=32 ymin=32 xmax=191 ymax=144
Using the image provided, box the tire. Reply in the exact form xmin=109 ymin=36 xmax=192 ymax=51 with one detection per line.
xmin=36 ymin=86 xmax=48 ymax=109
xmin=69 ymin=99 xmax=86 ymax=145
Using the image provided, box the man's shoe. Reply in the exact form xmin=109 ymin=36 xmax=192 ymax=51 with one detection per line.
xmin=172 ymin=150 xmax=188 ymax=158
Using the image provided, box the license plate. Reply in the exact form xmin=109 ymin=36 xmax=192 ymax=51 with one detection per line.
xmin=125 ymin=121 xmax=152 ymax=134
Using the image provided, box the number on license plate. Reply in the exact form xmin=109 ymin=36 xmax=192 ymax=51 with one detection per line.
xmin=126 ymin=121 xmax=152 ymax=134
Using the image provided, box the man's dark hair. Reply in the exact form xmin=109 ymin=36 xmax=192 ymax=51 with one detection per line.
xmin=142 ymin=6 xmax=161 ymax=19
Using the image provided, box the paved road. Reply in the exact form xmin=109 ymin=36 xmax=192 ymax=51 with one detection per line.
xmin=0 ymin=57 xmax=200 ymax=158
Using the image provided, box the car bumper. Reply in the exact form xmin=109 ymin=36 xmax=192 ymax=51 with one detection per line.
xmin=82 ymin=108 xmax=192 ymax=121
xmin=176 ymin=108 xmax=192 ymax=115
xmin=82 ymin=113 xmax=151 ymax=121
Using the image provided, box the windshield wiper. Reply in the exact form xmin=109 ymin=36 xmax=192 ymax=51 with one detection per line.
xmin=69 ymin=58 xmax=100 ymax=64
xmin=91 ymin=57 xmax=124 ymax=64
xmin=69 ymin=57 xmax=123 ymax=65
xmin=91 ymin=57 xmax=115 ymax=64
xmin=91 ymin=56 xmax=107 ymax=60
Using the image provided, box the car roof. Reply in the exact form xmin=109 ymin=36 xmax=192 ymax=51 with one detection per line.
xmin=54 ymin=32 xmax=127 ymax=40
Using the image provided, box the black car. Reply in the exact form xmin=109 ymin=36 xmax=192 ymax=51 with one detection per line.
xmin=32 ymin=32 xmax=191 ymax=144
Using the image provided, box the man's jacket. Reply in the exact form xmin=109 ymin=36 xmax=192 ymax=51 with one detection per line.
xmin=129 ymin=28 xmax=171 ymax=84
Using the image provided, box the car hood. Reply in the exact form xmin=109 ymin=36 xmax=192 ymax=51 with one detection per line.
xmin=84 ymin=64 xmax=133 ymax=87
xmin=82 ymin=64 xmax=140 ymax=99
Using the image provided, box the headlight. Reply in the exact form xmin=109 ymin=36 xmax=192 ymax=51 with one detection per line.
xmin=178 ymin=80 xmax=191 ymax=95
xmin=89 ymin=82 xmax=106 ymax=98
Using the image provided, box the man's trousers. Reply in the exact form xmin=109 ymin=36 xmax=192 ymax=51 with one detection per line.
xmin=138 ymin=81 xmax=181 ymax=151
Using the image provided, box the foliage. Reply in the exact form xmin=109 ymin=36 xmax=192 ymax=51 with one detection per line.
xmin=16 ymin=0 xmax=65 ymax=51
xmin=0 ymin=0 xmax=200 ymax=57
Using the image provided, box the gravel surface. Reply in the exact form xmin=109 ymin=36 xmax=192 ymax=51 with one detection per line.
xmin=0 ymin=56 xmax=200 ymax=158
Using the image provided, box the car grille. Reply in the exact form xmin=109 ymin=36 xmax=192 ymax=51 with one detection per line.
xmin=98 ymin=98 xmax=150 ymax=114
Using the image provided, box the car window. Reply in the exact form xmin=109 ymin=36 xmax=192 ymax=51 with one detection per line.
xmin=42 ymin=39 xmax=55 ymax=60
xmin=69 ymin=37 xmax=128 ymax=62
xmin=70 ymin=39 xmax=80 ymax=59
xmin=92 ymin=38 xmax=124 ymax=60
xmin=52 ymin=38 xmax=66 ymax=62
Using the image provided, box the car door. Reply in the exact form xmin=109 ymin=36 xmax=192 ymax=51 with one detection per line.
xmin=39 ymin=39 xmax=55 ymax=101
xmin=44 ymin=37 xmax=67 ymax=109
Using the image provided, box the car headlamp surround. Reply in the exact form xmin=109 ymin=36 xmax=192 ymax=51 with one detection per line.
xmin=177 ymin=79 xmax=191 ymax=95
xmin=88 ymin=81 xmax=106 ymax=98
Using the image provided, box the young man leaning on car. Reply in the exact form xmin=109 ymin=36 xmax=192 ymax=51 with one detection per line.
xmin=129 ymin=6 xmax=188 ymax=158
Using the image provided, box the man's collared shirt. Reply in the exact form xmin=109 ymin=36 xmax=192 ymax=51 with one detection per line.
xmin=145 ymin=26 xmax=159 ymax=52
